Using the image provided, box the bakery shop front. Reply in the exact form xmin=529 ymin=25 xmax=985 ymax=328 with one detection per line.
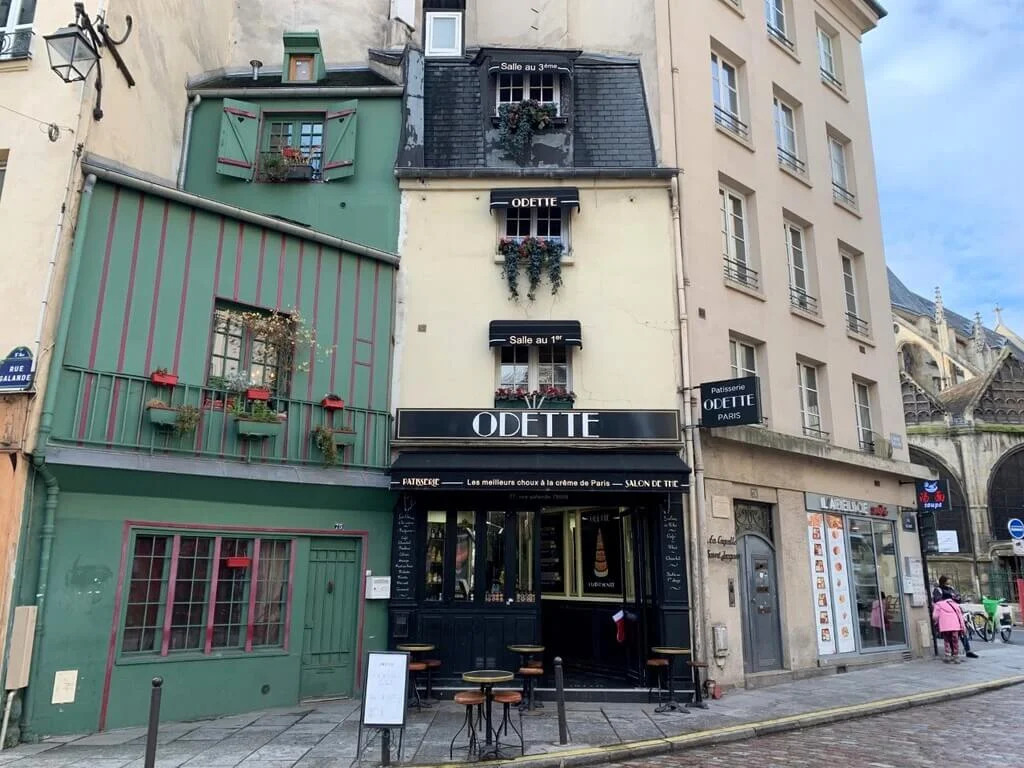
xmin=388 ymin=407 xmax=691 ymax=687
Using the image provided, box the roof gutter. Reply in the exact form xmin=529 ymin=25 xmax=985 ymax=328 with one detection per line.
xmin=395 ymin=167 xmax=678 ymax=180
xmin=866 ymin=0 xmax=888 ymax=19
xmin=187 ymin=86 xmax=404 ymax=99
xmin=81 ymin=155 xmax=400 ymax=267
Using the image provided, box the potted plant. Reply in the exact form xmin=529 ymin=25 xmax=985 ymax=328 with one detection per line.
xmin=494 ymin=387 xmax=575 ymax=410
xmin=150 ymin=368 xmax=178 ymax=387
xmin=321 ymin=394 xmax=345 ymax=411
xmin=281 ymin=146 xmax=315 ymax=180
xmin=261 ymin=151 xmax=291 ymax=182
xmin=497 ymin=100 xmax=557 ymax=162
xmin=312 ymin=424 xmax=358 ymax=465
xmin=224 ymin=555 xmax=252 ymax=568
xmin=146 ymin=398 xmax=178 ymax=427
xmin=231 ymin=400 xmax=286 ymax=439
xmin=498 ymin=237 xmax=564 ymax=301
xmin=174 ymin=405 xmax=201 ymax=436
xmin=246 ymin=386 xmax=271 ymax=402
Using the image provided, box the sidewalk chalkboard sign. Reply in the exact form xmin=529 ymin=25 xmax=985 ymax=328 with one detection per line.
xmin=360 ymin=651 xmax=409 ymax=728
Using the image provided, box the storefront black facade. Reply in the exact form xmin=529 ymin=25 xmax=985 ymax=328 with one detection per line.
xmin=388 ymin=408 xmax=691 ymax=689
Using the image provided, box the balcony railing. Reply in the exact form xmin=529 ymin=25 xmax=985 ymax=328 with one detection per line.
xmin=859 ymin=438 xmax=875 ymax=453
xmin=802 ymin=424 xmax=830 ymax=441
xmin=767 ymin=24 xmax=795 ymax=51
xmin=832 ymin=182 xmax=857 ymax=207
xmin=846 ymin=313 xmax=870 ymax=336
xmin=51 ymin=367 xmax=390 ymax=471
xmin=0 ymin=27 xmax=33 ymax=60
xmin=777 ymin=147 xmax=807 ymax=175
xmin=714 ymin=105 xmax=750 ymax=140
xmin=820 ymin=68 xmax=844 ymax=90
xmin=723 ymin=256 xmax=759 ymax=290
xmin=789 ymin=287 xmax=819 ymax=314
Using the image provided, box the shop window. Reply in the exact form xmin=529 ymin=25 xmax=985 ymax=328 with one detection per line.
xmin=541 ymin=508 xmax=630 ymax=601
xmin=516 ymin=511 xmax=535 ymax=602
xmin=425 ymin=511 xmax=446 ymax=602
xmin=484 ymin=511 xmax=506 ymax=602
xmin=496 ymin=72 xmax=560 ymax=114
xmin=847 ymin=518 xmax=907 ymax=649
xmin=497 ymin=345 xmax=572 ymax=397
xmin=453 ymin=511 xmax=476 ymax=600
xmin=207 ymin=304 xmax=289 ymax=396
xmin=121 ymin=530 xmax=293 ymax=656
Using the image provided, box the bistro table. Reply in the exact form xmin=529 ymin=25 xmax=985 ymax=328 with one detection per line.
xmin=398 ymin=643 xmax=436 ymax=708
xmin=507 ymin=644 xmax=545 ymax=710
xmin=462 ymin=669 xmax=515 ymax=757
xmin=651 ymin=646 xmax=691 ymax=714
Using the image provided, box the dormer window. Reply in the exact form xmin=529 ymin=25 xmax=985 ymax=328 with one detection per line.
xmin=424 ymin=0 xmax=464 ymax=58
xmin=289 ymin=54 xmax=314 ymax=82
xmin=497 ymin=72 xmax=559 ymax=114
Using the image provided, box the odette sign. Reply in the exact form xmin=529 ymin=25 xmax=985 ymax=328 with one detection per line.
xmin=699 ymin=376 xmax=761 ymax=428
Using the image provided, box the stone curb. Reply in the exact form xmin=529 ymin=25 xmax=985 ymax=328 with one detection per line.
xmin=409 ymin=674 xmax=1024 ymax=768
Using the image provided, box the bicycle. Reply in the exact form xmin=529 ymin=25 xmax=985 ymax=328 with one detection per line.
xmin=975 ymin=597 xmax=1013 ymax=643
xmin=961 ymin=606 xmax=987 ymax=641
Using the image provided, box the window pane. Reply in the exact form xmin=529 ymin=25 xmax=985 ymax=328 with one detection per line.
xmin=535 ymin=206 xmax=562 ymax=239
xmin=252 ymin=540 xmax=290 ymax=647
xmin=505 ymin=207 xmax=531 ymax=238
xmin=538 ymin=345 xmax=569 ymax=390
xmin=730 ymin=196 xmax=746 ymax=264
xmin=123 ymin=535 xmax=170 ymax=653
xmin=581 ymin=509 xmax=623 ymax=597
xmin=872 ymin=521 xmax=907 ymax=646
xmin=500 ymin=346 xmax=529 ymax=390
xmin=168 ymin=536 xmax=213 ymax=651
xmin=430 ymin=16 xmax=457 ymax=50
xmin=300 ymin=122 xmax=324 ymax=173
xmin=515 ymin=511 xmax=535 ymax=602
xmin=269 ymin=122 xmax=293 ymax=152
xmin=485 ymin=511 xmax=506 ymax=602
xmin=848 ymin=516 xmax=882 ymax=649
xmin=425 ymin=511 xmax=446 ymax=602
xmin=453 ymin=512 xmax=475 ymax=600
xmin=211 ymin=539 xmax=252 ymax=649
xmin=17 ymin=0 xmax=34 ymax=25
xmin=540 ymin=511 xmax=566 ymax=594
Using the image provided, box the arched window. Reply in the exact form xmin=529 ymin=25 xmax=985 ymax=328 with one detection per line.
xmin=990 ymin=448 xmax=1024 ymax=541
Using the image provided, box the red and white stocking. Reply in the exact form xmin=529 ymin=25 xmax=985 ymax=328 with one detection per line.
xmin=613 ymin=610 xmax=626 ymax=644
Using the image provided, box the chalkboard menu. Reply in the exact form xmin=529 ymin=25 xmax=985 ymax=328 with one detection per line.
xmin=392 ymin=504 xmax=418 ymax=601
xmin=660 ymin=501 xmax=686 ymax=601
xmin=540 ymin=512 xmax=565 ymax=592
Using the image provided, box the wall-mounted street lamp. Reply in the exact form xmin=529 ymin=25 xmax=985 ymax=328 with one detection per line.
xmin=43 ymin=2 xmax=135 ymax=120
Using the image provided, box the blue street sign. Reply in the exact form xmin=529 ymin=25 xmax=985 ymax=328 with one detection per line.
xmin=0 ymin=346 xmax=34 ymax=392
xmin=1008 ymin=518 xmax=1024 ymax=540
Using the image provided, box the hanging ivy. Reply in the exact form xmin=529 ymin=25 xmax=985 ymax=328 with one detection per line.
xmin=496 ymin=237 xmax=565 ymax=302
xmin=497 ymin=100 xmax=557 ymax=162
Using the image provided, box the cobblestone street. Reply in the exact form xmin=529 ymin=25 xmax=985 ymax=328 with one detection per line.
xmin=608 ymin=685 xmax=1022 ymax=768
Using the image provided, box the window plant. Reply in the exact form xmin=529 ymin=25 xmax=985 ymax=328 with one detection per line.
xmin=321 ymin=394 xmax=345 ymax=411
xmin=150 ymin=367 xmax=178 ymax=387
xmin=498 ymin=237 xmax=564 ymax=301
xmin=494 ymin=386 xmax=575 ymax=408
xmin=497 ymin=100 xmax=557 ymax=162
xmin=311 ymin=424 xmax=357 ymax=465
xmin=174 ymin=405 xmax=201 ymax=436
xmin=229 ymin=400 xmax=286 ymax=439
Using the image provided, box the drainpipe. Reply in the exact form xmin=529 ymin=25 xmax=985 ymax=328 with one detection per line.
xmin=176 ymin=95 xmax=201 ymax=190
xmin=19 ymin=174 xmax=97 ymax=740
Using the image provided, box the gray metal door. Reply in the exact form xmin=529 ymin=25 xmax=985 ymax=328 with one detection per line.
xmin=739 ymin=534 xmax=782 ymax=673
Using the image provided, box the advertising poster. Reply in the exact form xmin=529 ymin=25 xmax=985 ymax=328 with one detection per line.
xmin=825 ymin=514 xmax=857 ymax=653
xmin=540 ymin=512 xmax=565 ymax=592
xmin=581 ymin=510 xmax=622 ymax=596
xmin=806 ymin=513 xmax=837 ymax=655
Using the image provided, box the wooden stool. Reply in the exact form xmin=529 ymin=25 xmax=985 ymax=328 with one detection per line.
xmin=526 ymin=660 xmax=542 ymax=669
xmin=493 ymin=690 xmax=524 ymax=755
xmin=688 ymin=661 xmax=709 ymax=709
xmin=408 ymin=661 xmax=427 ymax=711
xmin=518 ymin=666 xmax=544 ymax=711
xmin=450 ymin=691 xmax=486 ymax=759
xmin=646 ymin=657 xmax=669 ymax=704
xmin=424 ymin=658 xmax=442 ymax=700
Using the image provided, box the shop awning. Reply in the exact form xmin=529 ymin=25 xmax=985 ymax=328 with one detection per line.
xmin=390 ymin=451 xmax=690 ymax=492
xmin=489 ymin=188 xmax=580 ymax=211
xmin=489 ymin=320 xmax=582 ymax=348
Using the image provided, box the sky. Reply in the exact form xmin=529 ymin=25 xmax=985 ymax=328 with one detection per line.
xmin=862 ymin=0 xmax=1024 ymax=334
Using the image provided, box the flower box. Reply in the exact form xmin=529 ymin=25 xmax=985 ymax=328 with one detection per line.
xmin=246 ymin=387 xmax=271 ymax=401
xmin=320 ymin=397 xmax=345 ymax=411
xmin=148 ymin=406 xmax=178 ymax=428
xmin=285 ymin=164 xmax=315 ymax=181
xmin=224 ymin=556 xmax=251 ymax=568
xmin=330 ymin=428 xmax=358 ymax=446
xmin=496 ymin=400 xmax=574 ymax=410
xmin=235 ymin=418 xmax=283 ymax=439
xmin=150 ymin=372 xmax=178 ymax=388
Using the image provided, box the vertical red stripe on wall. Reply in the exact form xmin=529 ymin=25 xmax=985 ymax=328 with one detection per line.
xmin=116 ymin=196 xmax=146 ymax=372
xmin=233 ymin=222 xmax=245 ymax=301
xmin=213 ymin=218 xmax=225 ymax=299
xmin=245 ymin=539 xmax=262 ymax=652
xmin=143 ymin=202 xmax=170 ymax=374
xmin=355 ymin=533 xmax=369 ymax=690
xmin=99 ymin=522 xmax=132 ymax=731
xmin=294 ymin=242 xmax=305 ymax=311
xmin=88 ymin=188 xmax=121 ymax=368
xmin=367 ymin=263 xmax=381 ymax=411
xmin=77 ymin=374 xmax=94 ymax=440
xmin=172 ymin=211 xmax=197 ymax=374
xmin=306 ymin=247 xmax=323 ymax=401
xmin=256 ymin=231 xmax=267 ymax=306
xmin=105 ymin=380 xmax=121 ymax=444
xmin=276 ymin=237 xmax=286 ymax=310
xmin=329 ymin=256 xmax=344 ymax=395
xmin=160 ymin=535 xmax=182 ymax=656
xmin=347 ymin=260 xmax=363 ymax=407
xmin=204 ymin=537 xmax=223 ymax=654
xmin=283 ymin=539 xmax=298 ymax=652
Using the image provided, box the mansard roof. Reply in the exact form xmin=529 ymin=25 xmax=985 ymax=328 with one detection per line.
xmin=888 ymin=269 xmax=1008 ymax=349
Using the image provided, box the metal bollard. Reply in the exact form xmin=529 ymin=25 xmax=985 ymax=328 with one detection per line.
xmin=381 ymin=727 xmax=391 ymax=766
xmin=553 ymin=657 xmax=568 ymax=745
xmin=143 ymin=677 xmax=163 ymax=768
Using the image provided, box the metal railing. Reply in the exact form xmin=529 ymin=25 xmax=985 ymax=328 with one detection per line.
xmin=802 ymin=424 xmax=830 ymax=441
xmin=820 ymin=68 xmax=844 ymax=90
xmin=859 ymin=438 xmax=875 ymax=453
xmin=777 ymin=147 xmax=807 ymax=175
xmin=0 ymin=27 xmax=32 ymax=59
xmin=714 ymin=105 xmax=750 ymax=140
xmin=767 ymin=24 xmax=795 ymax=51
xmin=723 ymin=256 xmax=759 ymax=290
xmin=51 ymin=367 xmax=391 ymax=471
xmin=846 ymin=313 xmax=870 ymax=336
xmin=832 ymin=182 xmax=857 ymax=207
xmin=789 ymin=287 xmax=819 ymax=314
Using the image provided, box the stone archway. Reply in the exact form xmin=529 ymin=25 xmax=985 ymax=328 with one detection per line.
xmin=989 ymin=446 xmax=1024 ymax=542
xmin=909 ymin=446 xmax=971 ymax=553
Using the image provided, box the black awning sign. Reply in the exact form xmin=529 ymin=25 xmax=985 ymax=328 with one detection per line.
xmin=492 ymin=61 xmax=569 ymax=74
xmin=700 ymin=376 xmax=761 ymax=427
xmin=488 ymin=320 xmax=583 ymax=348
xmin=916 ymin=479 xmax=951 ymax=512
xmin=490 ymin=188 xmax=580 ymax=211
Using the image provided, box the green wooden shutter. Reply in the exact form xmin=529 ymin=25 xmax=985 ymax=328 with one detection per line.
xmin=217 ymin=98 xmax=261 ymax=180
xmin=322 ymin=101 xmax=358 ymax=181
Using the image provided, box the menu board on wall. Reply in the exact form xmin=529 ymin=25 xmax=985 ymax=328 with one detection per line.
xmin=825 ymin=514 xmax=857 ymax=653
xmin=660 ymin=502 xmax=686 ymax=601
xmin=392 ymin=504 xmax=417 ymax=601
xmin=581 ymin=511 xmax=622 ymax=595
xmin=807 ymin=513 xmax=837 ymax=655
xmin=540 ymin=512 xmax=565 ymax=592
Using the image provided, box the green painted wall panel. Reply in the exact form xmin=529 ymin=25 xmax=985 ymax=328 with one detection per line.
xmin=184 ymin=97 xmax=401 ymax=251
xmin=148 ymin=205 xmax=190 ymax=373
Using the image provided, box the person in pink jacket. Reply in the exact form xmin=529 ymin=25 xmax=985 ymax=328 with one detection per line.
xmin=933 ymin=595 xmax=967 ymax=663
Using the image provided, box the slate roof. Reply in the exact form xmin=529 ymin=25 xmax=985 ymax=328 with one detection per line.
xmin=888 ymin=268 xmax=1006 ymax=348
xmin=193 ymin=68 xmax=395 ymax=90
xmin=423 ymin=63 xmax=485 ymax=167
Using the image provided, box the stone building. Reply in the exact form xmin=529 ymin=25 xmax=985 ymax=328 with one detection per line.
xmin=892 ymin=269 xmax=1024 ymax=600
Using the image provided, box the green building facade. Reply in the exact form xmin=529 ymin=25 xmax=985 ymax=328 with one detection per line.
xmin=13 ymin=39 xmax=403 ymax=736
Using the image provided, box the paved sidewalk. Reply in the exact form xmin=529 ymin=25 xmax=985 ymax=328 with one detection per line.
xmin=2 ymin=643 xmax=1024 ymax=768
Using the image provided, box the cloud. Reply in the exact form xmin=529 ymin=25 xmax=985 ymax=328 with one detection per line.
xmin=864 ymin=1 xmax=1024 ymax=332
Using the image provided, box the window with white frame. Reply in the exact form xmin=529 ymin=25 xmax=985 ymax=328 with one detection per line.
xmin=829 ymin=134 xmax=855 ymax=206
xmin=503 ymin=204 xmax=564 ymax=245
xmin=496 ymin=72 xmax=559 ymax=113
xmin=424 ymin=11 xmax=463 ymax=57
xmin=785 ymin=222 xmax=816 ymax=312
xmin=853 ymin=380 xmax=874 ymax=451
xmin=765 ymin=0 xmax=793 ymax=48
xmin=730 ymin=339 xmax=758 ymax=379
xmin=841 ymin=252 xmax=868 ymax=336
xmin=720 ymin=186 xmax=756 ymax=289
xmin=798 ymin=362 xmax=826 ymax=438
xmin=711 ymin=52 xmax=747 ymax=138
xmin=497 ymin=345 xmax=572 ymax=396
xmin=773 ymin=96 xmax=803 ymax=173
xmin=817 ymin=26 xmax=842 ymax=88
xmin=0 ymin=0 xmax=34 ymax=59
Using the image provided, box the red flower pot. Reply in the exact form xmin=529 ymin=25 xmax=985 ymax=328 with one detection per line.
xmin=151 ymin=372 xmax=178 ymax=388
xmin=321 ymin=397 xmax=345 ymax=411
xmin=246 ymin=387 xmax=271 ymax=401
xmin=224 ymin=556 xmax=251 ymax=568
